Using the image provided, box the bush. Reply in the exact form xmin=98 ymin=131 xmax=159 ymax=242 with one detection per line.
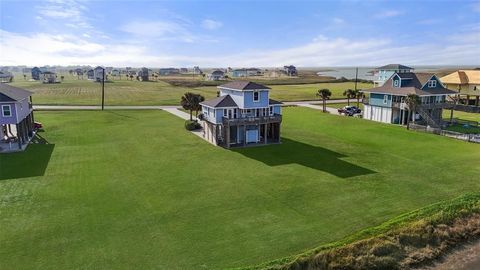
xmin=185 ymin=120 xmax=201 ymax=131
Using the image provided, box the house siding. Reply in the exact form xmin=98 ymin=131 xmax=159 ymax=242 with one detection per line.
xmin=0 ymin=103 xmax=17 ymax=125
xmin=243 ymin=90 xmax=269 ymax=108
xmin=369 ymin=93 xmax=392 ymax=108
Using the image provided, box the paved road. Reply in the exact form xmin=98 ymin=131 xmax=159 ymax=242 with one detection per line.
xmin=33 ymin=99 xmax=352 ymax=111
xmin=296 ymin=103 xmax=340 ymax=114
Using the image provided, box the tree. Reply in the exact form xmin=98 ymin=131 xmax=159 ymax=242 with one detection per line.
xmin=316 ymin=88 xmax=332 ymax=113
xmin=343 ymin=89 xmax=355 ymax=106
xmin=405 ymin=94 xmax=420 ymax=130
xmin=23 ymin=74 xmax=26 ymax=81
xmin=181 ymin=92 xmax=199 ymax=121
xmin=354 ymin=89 xmax=363 ymax=107
xmin=60 ymin=75 xmax=65 ymax=82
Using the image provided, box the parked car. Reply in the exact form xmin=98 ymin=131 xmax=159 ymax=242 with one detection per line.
xmin=338 ymin=106 xmax=361 ymax=116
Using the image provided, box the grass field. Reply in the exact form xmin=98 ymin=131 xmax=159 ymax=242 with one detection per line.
xmin=10 ymin=77 xmax=372 ymax=106
xmin=442 ymin=109 xmax=480 ymax=123
xmin=1 ymin=108 xmax=479 ymax=269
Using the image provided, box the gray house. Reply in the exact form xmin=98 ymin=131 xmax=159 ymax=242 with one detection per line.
xmin=206 ymin=70 xmax=225 ymax=81
xmin=283 ymin=65 xmax=297 ymax=76
xmin=0 ymin=71 xmax=13 ymax=83
xmin=31 ymin=67 xmax=41 ymax=80
xmin=41 ymin=71 xmax=57 ymax=83
xmin=0 ymin=84 xmax=35 ymax=152
xmin=94 ymin=66 xmax=104 ymax=82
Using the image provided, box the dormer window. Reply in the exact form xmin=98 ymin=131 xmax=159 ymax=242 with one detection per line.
xmin=393 ymin=79 xmax=400 ymax=87
xmin=427 ymin=80 xmax=437 ymax=88
xmin=253 ymin=91 xmax=260 ymax=102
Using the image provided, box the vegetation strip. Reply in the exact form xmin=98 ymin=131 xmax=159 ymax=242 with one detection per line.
xmin=239 ymin=193 xmax=480 ymax=270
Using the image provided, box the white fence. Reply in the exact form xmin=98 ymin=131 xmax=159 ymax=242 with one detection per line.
xmin=409 ymin=124 xmax=480 ymax=143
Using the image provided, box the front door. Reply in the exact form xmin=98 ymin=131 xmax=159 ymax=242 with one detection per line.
xmin=228 ymin=109 xmax=233 ymax=119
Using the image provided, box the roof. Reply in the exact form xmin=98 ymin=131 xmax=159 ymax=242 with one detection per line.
xmin=0 ymin=83 xmax=33 ymax=102
xmin=269 ymin=99 xmax=283 ymax=105
xmin=200 ymin=95 xmax=238 ymax=108
xmin=440 ymin=70 xmax=480 ymax=85
xmin=0 ymin=72 xmax=12 ymax=78
xmin=376 ymin=64 xmax=413 ymax=71
xmin=210 ymin=70 xmax=224 ymax=75
xmin=218 ymin=81 xmax=270 ymax=91
xmin=41 ymin=71 xmax=56 ymax=75
xmin=362 ymin=72 xmax=458 ymax=96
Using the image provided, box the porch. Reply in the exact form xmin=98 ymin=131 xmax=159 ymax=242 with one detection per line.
xmin=0 ymin=112 xmax=35 ymax=153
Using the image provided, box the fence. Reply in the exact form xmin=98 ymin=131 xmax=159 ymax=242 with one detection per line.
xmin=409 ymin=123 xmax=480 ymax=143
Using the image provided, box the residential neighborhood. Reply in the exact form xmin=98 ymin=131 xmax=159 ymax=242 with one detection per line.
xmin=1 ymin=1 xmax=479 ymax=270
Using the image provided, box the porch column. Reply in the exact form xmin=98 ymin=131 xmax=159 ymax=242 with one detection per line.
xmin=243 ymin=124 xmax=246 ymax=146
xmin=226 ymin=124 xmax=230 ymax=149
xmin=277 ymin=123 xmax=281 ymax=143
xmin=16 ymin=124 xmax=22 ymax=149
xmin=264 ymin=123 xmax=268 ymax=144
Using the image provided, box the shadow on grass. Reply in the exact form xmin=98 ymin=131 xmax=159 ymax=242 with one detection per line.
xmin=0 ymin=143 xmax=54 ymax=180
xmin=233 ymin=138 xmax=375 ymax=178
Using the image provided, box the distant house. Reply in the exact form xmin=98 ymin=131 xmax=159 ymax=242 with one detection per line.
xmin=193 ymin=66 xmax=203 ymax=75
xmin=206 ymin=70 xmax=225 ymax=81
xmin=180 ymin=68 xmax=189 ymax=73
xmin=158 ymin=68 xmax=179 ymax=76
xmin=94 ymin=66 xmax=104 ymax=82
xmin=87 ymin=69 xmax=95 ymax=80
xmin=0 ymin=71 xmax=13 ymax=83
xmin=283 ymin=65 xmax=297 ymax=76
xmin=111 ymin=69 xmax=120 ymax=76
xmin=374 ymin=64 xmax=414 ymax=86
xmin=231 ymin=68 xmax=262 ymax=78
xmin=266 ymin=69 xmax=287 ymax=78
xmin=41 ymin=71 xmax=57 ymax=83
xmin=0 ymin=83 xmax=35 ymax=153
xmin=441 ymin=70 xmax=480 ymax=106
xmin=200 ymin=81 xmax=282 ymax=148
xmin=137 ymin=67 xmax=149 ymax=81
xmin=31 ymin=67 xmax=41 ymax=80
xmin=362 ymin=72 xmax=457 ymax=127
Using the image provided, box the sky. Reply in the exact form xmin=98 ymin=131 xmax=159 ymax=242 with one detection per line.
xmin=0 ymin=0 xmax=479 ymax=67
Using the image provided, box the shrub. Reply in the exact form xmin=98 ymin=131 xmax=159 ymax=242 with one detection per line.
xmin=185 ymin=120 xmax=201 ymax=131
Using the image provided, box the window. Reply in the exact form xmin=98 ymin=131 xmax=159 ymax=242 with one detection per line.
xmin=233 ymin=109 xmax=237 ymax=118
xmin=253 ymin=91 xmax=260 ymax=102
xmin=269 ymin=106 xmax=273 ymax=115
xmin=223 ymin=109 xmax=228 ymax=117
xmin=383 ymin=95 xmax=388 ymax=104
xmin=1 ymin=105 xmax=11 ymax=117
xmin=428 ymin=80 xmax=437 ymax=88
xmin=393 ymin=79 xmax=400 ymax=87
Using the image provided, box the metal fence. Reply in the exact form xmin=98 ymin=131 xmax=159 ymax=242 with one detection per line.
xmin=409 ymin=123 xmax=480 ymax=143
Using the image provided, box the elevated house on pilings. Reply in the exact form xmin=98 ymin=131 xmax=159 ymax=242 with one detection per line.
xmin=441 ymin=70 xmax=480 ymax=108
xmin=362 ymin=72 xmax=457 ymax=128
xmin=0 ymin=84 xmax=35 ymax=153
xmin=200 ymin=81 xmax=282 ymax=148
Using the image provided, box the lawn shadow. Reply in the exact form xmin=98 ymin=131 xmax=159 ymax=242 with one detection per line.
xmin=233 ymin=138 xmax=375 ymax=178
xmin=0 ymin=143 xmax=55 ymax=180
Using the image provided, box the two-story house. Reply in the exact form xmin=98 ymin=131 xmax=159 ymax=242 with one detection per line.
xmin=200 ymin=81 xmax=282 ymax=148
xmin=0 ymin=84 xmax=35 ymax=152
xmin=373 ymin=64 xmax=414 ymax=86
xmin=42 ymin=71 xmax=57 ymax=83
xmin=441 ymin=70 xmax=480 ymax=106
xmin=94 ymin=66 xmax=104 ymax=82
xmin=362 ymin=72 xmax=457 ymax=127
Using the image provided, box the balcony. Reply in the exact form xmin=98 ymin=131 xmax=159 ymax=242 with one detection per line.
xmin=222 ymin=114 xmax=282 ymax=126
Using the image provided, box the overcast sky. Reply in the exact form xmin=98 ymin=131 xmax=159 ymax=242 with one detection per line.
xmin=0 ymin=0 xmax=479 ymax=67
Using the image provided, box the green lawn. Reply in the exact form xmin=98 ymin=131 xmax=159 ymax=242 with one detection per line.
xmin=442 ymin=109 xmax=480 ymax=123
xmin=269 ymin=82 xmax=372 ymax=101
xmin=1 ymin=108 xmax=479 ymax=269
xmin=10 ymin=78 xmax=371 ymax=106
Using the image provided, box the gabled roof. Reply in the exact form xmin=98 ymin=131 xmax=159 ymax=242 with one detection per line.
xmin=362 ymin=72 xmax=457 ymax=96
xmin=0 ymin=83 xmax=33 ymax=102
xmin=210 ymin=70 xmax=224 ymax=75
xmin=376 ymin=64 xmax=413 ymax=70
xmin=200 ymin=95 xmax=238 ymax=108
xmin=218 ymin=81 xmax=270 ymax=91
xmin=440 ymin=70 xmax=480 ymax=85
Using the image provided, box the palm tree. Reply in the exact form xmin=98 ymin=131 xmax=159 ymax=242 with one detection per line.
xmin=354 ymin=89 xmax=363 ymax=107
xmin=405 ymin=94 xmax=420 ymax=130
xmin=316 ymin=88 xmax=332 ymax=113
xmin=343 ymin=89 xmax=355 ymax=106
xmin=23 ymin=74 xmax=27 ymax=81
xmin=181 ymin=92 xmax=198 ymax=121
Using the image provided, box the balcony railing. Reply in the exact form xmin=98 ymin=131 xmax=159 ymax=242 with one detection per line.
xmin=222 ymin=114 xmax=282 ymax=125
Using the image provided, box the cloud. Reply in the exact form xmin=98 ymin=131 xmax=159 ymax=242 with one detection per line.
xmin=375 ymin=10 xmax=404 ymax=19
xmin=201 ymin=19 xmax=223 ymax=30
xmin=36 ymin=0 xmax=92 ymax=29
xmin=473 ymin=2 xmax=480 ymax=12
xmin=122 ymin=20 xmax=196 ymax=42
xmin=332 ymin=18 xmax=345 ymax=25
xmin=1 ymin=28 xmax=479 ymax=67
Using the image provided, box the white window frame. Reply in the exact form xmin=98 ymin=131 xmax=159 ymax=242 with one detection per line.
xmin=1 ymin=105 xmax=12 ymax=117
xmin=428 ymin=80 xmax=437 ymax=88
xmin=223 ymin=109 xmax=228 ymax=117
xmin=383 ymin=95 xmax=388 ymax=104
xmin=253 ymin=91 xmax=260 ymax=102
xmin=393 ymin=79 xmax=399 ymax=87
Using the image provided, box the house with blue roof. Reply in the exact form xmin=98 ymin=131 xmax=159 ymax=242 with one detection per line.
xmin=373 ymin=64 xmax=414 ymax=86
xmin=200 ymin=81 xmax=282 ymax=148
xmin=362 ymin=72 xmax=457 ymax=127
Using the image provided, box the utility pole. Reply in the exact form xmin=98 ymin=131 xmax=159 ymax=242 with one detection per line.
xmin=354 ymin=67 xmax=358 ymax=91
xmin=101 ymin=67 xmax=105 ymax=111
